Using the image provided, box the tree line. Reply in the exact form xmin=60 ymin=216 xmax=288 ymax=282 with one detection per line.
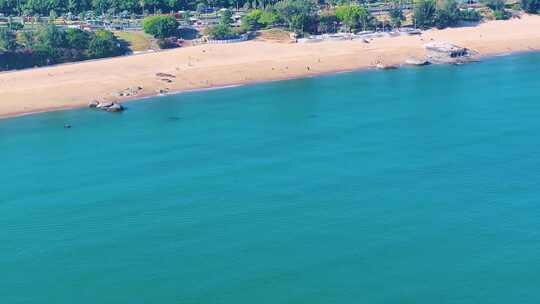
xmin=0 ymin=0 xmax=246 ymax=16
xmin=139 ymin=0 xmax=539 ymax=42
xmin=240 ymin=0 xmax=539 ymax=34
xmin=1 ymin=0 xmax=539 ymax=18
xmin=0 ymin=24 xmax=127 ymax=70
xmin=240 ymin=0 xmax=473 ymax=34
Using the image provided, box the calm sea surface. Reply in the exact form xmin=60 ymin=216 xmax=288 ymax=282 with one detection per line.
xmin=1 ymin=53 xmax=540 ymax=303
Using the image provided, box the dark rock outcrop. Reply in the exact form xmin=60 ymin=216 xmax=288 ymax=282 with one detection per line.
xmin=96 ymin=101 xmax=113 ymax=109
xmin=90 ymin=101 xmax=125 ymax=113
xmin=405 ymin=58 xmax=430 ymax=66
xmin=105 ymin=102 xmax=124 ymax=112
xmin=376 ymin=63 xmax=398 ymax=70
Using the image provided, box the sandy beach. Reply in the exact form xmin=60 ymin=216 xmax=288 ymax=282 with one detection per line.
xmin=1 ymin=14 xmax=540 ymax=119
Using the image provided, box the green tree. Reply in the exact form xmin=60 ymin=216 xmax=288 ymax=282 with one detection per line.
xmin=168 ymin=0 xmax=180 ymax=11
xmin=205 ymin=8 xmax=239 ymax=39
xmin=0 ymin=27 xmax=17 ymax=51
xmin=92 ymin=0 xmax=111 ymax=14
xmin=275 ymin=0 xmax=317 ymax=33
xmin=413 ymin=0 xmax=436 ymax=28
xmin=8 ymin=21 xmax=24 ymax=31
xmin=318 ymin=9 xmax=338 ymax=33
xmin=34 ymin=24 xmax=66 ymax=61
xmin=146 ymin=0 xmax=162 ymax=14
xmin=335 ymin=4 xmax=373 ymax=32
xmin=68 ymin=0 xmax=79 ymax=13
xmin=459 ymin=8 xmax=481 ymax=22
xmin=389 ymin=0 xmax=405 ymax=28
xmin=36 ymin=24 xmax=66 ymax=49
xmin=482 ymin=0 xmax=504 ymax=10
xmin=49 ymin=9 xmax=57 ymax=22
xmin=258 ymin=9 xmax=280 ymax=27
xmin=493 ymin=8 xmax=511 ymax=19
xmin=241 ymin=9 xmax=263 ymax=31
xmin=111 ymin=0 xmax=139 ymax=12
xmin=219 ymin=8 xmax=233 ymax=25
xmin=482 ymin=0 xmax=511 ymax=19
xmin=0 ymin=0 xmax=18 ymax=16
xmin=521 ymin=0 xmax=540 ymax=13
xmin=23 ymin=0 xmax=49 ymax=15
xmin=66 ymin=28 xmax=90 ymax=49
xmin=87 ymin=29 xmax=124 ymax=58
xmin=435 ymin=0 xmax=459 ymax=29
xmin=205 ymin=23 xmax=236 ymax=39
xmin=18 ymin=30 xmax=36 ymax=48
xmin=196 ymin=2 xmax=207 ymax=12
xmin=142 ymin=15 xmax=179 ymax=38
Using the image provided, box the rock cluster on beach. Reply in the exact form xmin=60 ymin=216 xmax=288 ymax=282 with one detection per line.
xmin=156 ymin=72 xmax=176 ymax=84
xmin=156 ymin=72 xmax=176 ymax=78
xmin=88 ymin=100 xmax=125 ymax=112
xmin=375 ymin=63 xmax=398 ymax=70
xmin=423 ymin=42 xmax=478 ymax=64
xmin=155 ymin=72 xmax=175 ymax=94
xmin=405 ymin=58 xmax=431 ymax=66
xmin=375 ymin=42 xmax=474 ymax=71
xmin=116 ymin=86 xmax=143 ymax=97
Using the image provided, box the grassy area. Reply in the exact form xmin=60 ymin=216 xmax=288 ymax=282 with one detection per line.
xmin=114 ymin=31 xmax=154 ymax=52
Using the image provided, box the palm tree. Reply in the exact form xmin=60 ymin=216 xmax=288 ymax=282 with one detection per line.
xmin=139 ymin=0 xmax=146 ymax=15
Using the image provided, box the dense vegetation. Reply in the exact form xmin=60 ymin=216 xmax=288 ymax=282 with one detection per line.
xmin=142 ymin=15 xmax=179 ymax=38
xmin=236 ymin=0 xmax=491 ymax=35
xmin=0 ymin=0 xmax=537 ymax=35
xmin=335 ymin=4 xmax=374 ymax=32
xmin=0 ymin=24 xmax=127 ymax=70
xmin=413 ymin=0 xmax=484 ymax=29
xmin=521 ymin=0 xmax=540 ymax=13
xmin=0 ymin=0 xmax=537 ymax=19
xmin=0 ymin=0 xmax=538 ymax=70
xmin=0 ymin=0 xmax=250 ymax=16
xmin=205 ymin=8 xmax=245 ymax=39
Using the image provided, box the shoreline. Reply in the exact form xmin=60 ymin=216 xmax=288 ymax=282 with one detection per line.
xmin=1 ymin=50 xmax=534 ymax=121
xmin=1 ymin=15 xmax=540 ymax=120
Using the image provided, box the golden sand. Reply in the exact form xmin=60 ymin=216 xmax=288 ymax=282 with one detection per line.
xmin=1 ymin=15 xmax=540 ymax=118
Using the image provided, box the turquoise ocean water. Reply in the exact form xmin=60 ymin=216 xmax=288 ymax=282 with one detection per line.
xmin=1 ymin=53 xmax=540 ymax=303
